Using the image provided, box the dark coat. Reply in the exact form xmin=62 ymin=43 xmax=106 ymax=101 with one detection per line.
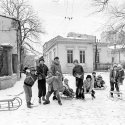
xmin=110 ymin=68 xmax=119 ymax=82
xmin=24 ymin=72 xmax=37 ymax=87
xmin=118 ymin=69 xmax=124 ymax=84
xmin=72 ymin=65 xmax=84 ymax=79
xmin=36 ymin=64 xmax=48 ymax=80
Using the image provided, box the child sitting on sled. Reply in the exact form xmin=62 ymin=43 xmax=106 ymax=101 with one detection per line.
xmin=43 ymin=71 xmax=63 ymax=105
xmin=23 ymin=67 xmax=37 ymax=108
xmin=96 ymin=75 xmax=105 ymax=88
xmin=62 ymin=78 xmax=75 ymax=98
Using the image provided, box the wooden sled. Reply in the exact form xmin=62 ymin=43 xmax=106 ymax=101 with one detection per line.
xmin=109 ymin=91 xmax=123 ymax=99
xmin=94 ymin=86 xmax=107 ymax=90
xmin=0 ymin=97 xmax=22 ymax=111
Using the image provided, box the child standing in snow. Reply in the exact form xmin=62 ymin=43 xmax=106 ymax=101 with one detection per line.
xmin=43 ymin=71 xmax=63 ymax=105
xmin=92 ymin=72 xmax=97 ymax=88
xmin=83 ymin=75 xmax=95 ymax=99
xmin=23 ymin=67 xmax=37 ymax=108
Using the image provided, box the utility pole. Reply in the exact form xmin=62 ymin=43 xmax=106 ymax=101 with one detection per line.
xmin=95 ymin=36 xmax=98 ymax=70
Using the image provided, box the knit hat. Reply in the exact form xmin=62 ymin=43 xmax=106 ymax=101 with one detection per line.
xmin=113 ymin=64 xmax=117 ymax=68
xmin=73 ymin=59 xmax=78 ymax=63
xmin=92 ymin=71 xmax=96 ymax=74
xmin=64 ymin=78 xmax=69 ymax=82
xmin=39 ymin=56 xmax=44 ymax=62
xmin=54 ymin=57 xmax=59 ymax=60
xmin=86 ymin=75 xmax=92 ymax=79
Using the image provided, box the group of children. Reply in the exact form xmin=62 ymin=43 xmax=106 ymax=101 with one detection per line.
xmin=23 ymin=65 xmax=107 ymax=108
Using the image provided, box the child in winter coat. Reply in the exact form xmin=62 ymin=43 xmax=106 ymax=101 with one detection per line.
xmin=117 ymin=64 xmax=124 ymax=85
xmin=23 ymin=67 xmax=37 ymax=108
xmin=62 ymin=78 xmax=75 ymax=98
xmin=92 ymin=72 xmax=97 ymax=88
xmin=72 ymin=59 xmax=84 ymax=99
xmin=43 ymin=71 xmax=62 ymax=105
xmin=83 ymin=75 xmax=95 ymax=99
xmin=96 ymin=75 xmax=105 ymax=88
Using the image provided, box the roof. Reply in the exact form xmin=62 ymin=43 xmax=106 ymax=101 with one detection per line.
xmin=0 ymin=43 xmax=13 ymax=48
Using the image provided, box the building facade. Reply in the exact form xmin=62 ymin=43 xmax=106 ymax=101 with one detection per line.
xmin=101 ymin=31 xmax=125 ymax=64
xmin=43 ymin=34 xmax=111 ymax=73
xmin=0 ymin=15 xmax=21 ymax=89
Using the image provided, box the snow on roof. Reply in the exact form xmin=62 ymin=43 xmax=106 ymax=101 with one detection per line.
xmin=0 ymin=43 xmax=13 ymax=47
xmin=108 ymin=45 xmax=125 ymax=49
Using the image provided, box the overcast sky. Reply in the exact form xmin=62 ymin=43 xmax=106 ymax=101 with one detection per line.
xmin=28 ymin=0 xmax=124 ymax=54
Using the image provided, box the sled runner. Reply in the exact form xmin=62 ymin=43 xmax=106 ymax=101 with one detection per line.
xmin=94 ymin=86 xmax=107 ymax=90
xmin=0 ymin=97 xmax=22 ymax=111
xmin=110 ymin=91 xmax=122 ymax=98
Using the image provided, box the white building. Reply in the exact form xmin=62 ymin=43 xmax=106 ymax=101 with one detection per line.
xmin=43 ymin=34 xmax=112 ymax=73
xmin=0 ymin=15 xmax=21 ymax=89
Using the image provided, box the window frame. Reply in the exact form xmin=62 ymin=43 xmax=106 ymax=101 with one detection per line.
xmin=79 ymin=50 xmax=85 ymax=63
xmin=67 ymin=50 xmax=73 ymax=64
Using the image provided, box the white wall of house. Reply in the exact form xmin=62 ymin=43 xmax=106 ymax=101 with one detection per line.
xmin=58 ymin=43 xmax=94 ymax=73
xmin=0 ymin=16 xmax=17 ymax=54
xmin=44 ymin=45 xmax=58 ymax=68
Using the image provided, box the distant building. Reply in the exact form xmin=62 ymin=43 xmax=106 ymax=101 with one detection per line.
xmin=101 ymin=31 xmax=125 ymax=64
xmin=43 ymin=33 xmax=112 ymax=73
xmin=0 ymin=15 xmax=21 ymax=89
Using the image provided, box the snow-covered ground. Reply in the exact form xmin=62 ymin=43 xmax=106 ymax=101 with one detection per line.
xmin=0 ymin=72 xmax=125 ymax=125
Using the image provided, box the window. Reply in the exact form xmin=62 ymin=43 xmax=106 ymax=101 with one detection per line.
xmin=12 ymin=54 xmax=18 ymax=73
xmin=67 ymin=50 xmax=73 ymax=63
xmin=80 ymin=50 xmax=85 ymax=63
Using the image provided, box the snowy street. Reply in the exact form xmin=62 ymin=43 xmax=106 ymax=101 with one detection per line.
xmin=0 ymin=72 xmax=125 ymax=125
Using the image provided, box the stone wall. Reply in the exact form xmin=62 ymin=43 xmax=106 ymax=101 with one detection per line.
xmin=0 ymin=74 xmax=17 ymax=90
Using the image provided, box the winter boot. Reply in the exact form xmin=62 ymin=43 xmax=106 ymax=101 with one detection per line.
xmin=43 ymin=100 xmax=50 ymax=105
xmin=42 ymin=96 xmax=46 ymax=101
xmin=29 ymin=102 xmax=33 ymax=105
xmin=53 ymin=96 xmax=58 ymax=100
xmin=39 ymin=98 xmax=41 ymax=104
xmin=58 ymin=101 xmax=62 ymax=105
xmin=27 ymin=102 xmax=32 ymax=108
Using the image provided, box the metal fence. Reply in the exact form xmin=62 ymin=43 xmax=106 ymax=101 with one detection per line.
xmin=94 ymin=63 xmax=112 ymax=71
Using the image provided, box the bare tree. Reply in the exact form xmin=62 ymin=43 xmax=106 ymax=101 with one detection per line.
xmin=92 ymin=0 xmax=109 ymax=12
xmin=0 ymin=0 xmax=44 ymax=70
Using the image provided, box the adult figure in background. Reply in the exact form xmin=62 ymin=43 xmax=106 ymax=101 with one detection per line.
xmin=117 ymin=64 xmax=124 ymax=85
xmin=110 ymin=64 xmax=119 ymax=97
xmin=36 ymin=57 xmax=48 ymax=103
xmin=50 ymin=57 xmax=63 ymax=101
xmin=72 ymin=59 xmax=84 ymax=99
